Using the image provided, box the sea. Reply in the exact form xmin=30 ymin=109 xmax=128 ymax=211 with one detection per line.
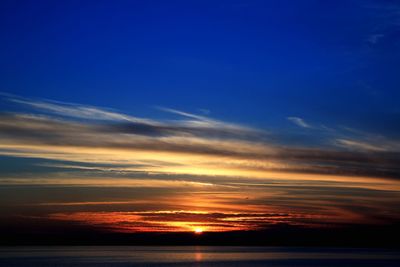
xmin=0 ymin=246 xmax=399 ymax=266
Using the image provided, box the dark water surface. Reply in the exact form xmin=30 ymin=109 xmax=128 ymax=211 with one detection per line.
xmin=0 ymin=246 xmax=399 ymax=266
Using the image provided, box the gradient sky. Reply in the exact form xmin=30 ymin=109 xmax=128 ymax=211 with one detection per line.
xmin=0 ymin=0 xmax=400 ymax=233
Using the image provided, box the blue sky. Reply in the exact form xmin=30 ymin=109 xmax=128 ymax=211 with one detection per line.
xmin=0 ymin=0 xmax=400 ymax=232
xmin=1 ymin=0 xmax=399 ymax=133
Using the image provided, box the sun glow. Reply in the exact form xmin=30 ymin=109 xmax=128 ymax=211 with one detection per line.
xmin=194 ymin=227 xmax=203 ymax=234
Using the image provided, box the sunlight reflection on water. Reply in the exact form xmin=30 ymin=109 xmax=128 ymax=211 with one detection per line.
xmin=0 ymin=246 xmax=399 ymax=266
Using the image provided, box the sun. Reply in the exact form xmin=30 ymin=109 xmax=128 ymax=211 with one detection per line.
xmin=194 ymin=227 xmax=203 ymax=234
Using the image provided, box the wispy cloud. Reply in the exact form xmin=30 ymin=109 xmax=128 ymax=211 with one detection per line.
xmin=336 ymin=139 xmax=387 ymax=152
xmin=1 ymin=95 xmax=400 ymax=231
xmin=367 ymin=33 xmax=385 ymax=44
xmin=334 ymin=126 xmax=400 ymax=152
xmin=1 ymin=96 xmax=400 ymax=180
xmin=48 ymin=210 xmax=317 ymax=232
xmin=9 ymin=97 xmax=155 ymax=124
xmin=287 ymin=116 xmax=312 ymax=128
xmin=361 ymin=0 xmax=400 ymax=48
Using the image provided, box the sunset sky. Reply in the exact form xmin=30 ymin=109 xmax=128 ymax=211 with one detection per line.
xmin=0 ymin=0 xmax=400 ymax=234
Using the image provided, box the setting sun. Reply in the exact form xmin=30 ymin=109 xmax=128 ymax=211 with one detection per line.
xmin=194 ymin=228 xmax=203 ymax=234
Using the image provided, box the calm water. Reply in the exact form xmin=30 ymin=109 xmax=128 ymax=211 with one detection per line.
xmin=0 ymin=246 xmax=399 ymax=266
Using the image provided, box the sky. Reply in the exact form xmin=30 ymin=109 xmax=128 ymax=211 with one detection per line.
xmin=0 ymin=0 xmax=400 ymax=233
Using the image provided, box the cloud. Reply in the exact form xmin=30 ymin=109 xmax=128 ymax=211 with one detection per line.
xmin=1 ymin=111 xmax=400 ymax=180
xmin=6 ymin=96 xmax=261 ymax=140
xmin=336 ymin=139 xmax=388 ymax=152
xmin=0 ymin=96 xmax=400 ymax=181
xmin=40 ymin=179 xmax=400 ymax=232
xmin=367 ymin=33 xmax=385 ymax=44
xmin=1 ymin=95 xmax=400 ymax=230
xmin=156 ymin=106 xmax=261 ymax=138
xmin=361 ymin=0 xmax=400 ymax=47
xmin=9 ymin=97 xmax=155 ymax=124
xmin=47 ymin=210 xmax=312 ymax=232
xmin=287 ymin=117 xmax=312 ymax=128
xmin=334 ymin=127 xmax=400 ymax=152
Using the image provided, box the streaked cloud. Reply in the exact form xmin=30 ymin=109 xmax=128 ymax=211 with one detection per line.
xmin=368 ymin=33 xmax=385 ymax=44
xmin=9 ymin=97 xmax=155 ymax=124
xmin=0 ymin=95 xmax=400 ymax=232
xmin=336 ymin=139 xmax=387 ymax=152
xmin=48 ymin=210 xmax=318 ymax=232
xmin=287 ymin=116 xmax=312 ymax=128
